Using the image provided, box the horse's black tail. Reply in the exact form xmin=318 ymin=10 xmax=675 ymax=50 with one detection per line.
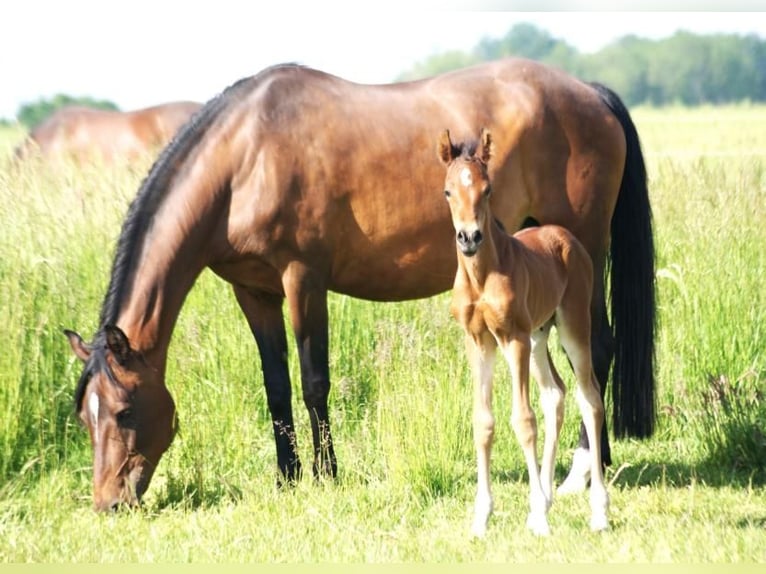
xmin=590 ymin=82 xmax=656 ymax=439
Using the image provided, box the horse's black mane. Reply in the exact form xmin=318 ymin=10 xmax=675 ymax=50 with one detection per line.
xmin=97 ymin=64 xmax=305 ymax=329
xmin=77 ymin=64 xmax=306 ymax=410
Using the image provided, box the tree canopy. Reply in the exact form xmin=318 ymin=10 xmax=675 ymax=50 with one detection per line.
xmin=397 ymin=24 xmax=766 ymax=106
xmin=16 ymin=95 xmax=119 ymax=129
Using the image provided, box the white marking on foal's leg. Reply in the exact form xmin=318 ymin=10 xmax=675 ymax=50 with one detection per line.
xmin=530 ymin=327 xmax=562 ymax=508
xmin=88 ymin=392 xmax=100 ymax=444
xmin=469 ymin=335 xmax=496 ymax=538
xmin=472 ymin=489 xmax=493 ymax=538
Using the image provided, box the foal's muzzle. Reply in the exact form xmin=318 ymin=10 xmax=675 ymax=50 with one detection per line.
xmin=457 ymin=229 xmax=483 ymax=256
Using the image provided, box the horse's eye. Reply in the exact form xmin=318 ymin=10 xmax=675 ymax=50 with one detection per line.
xmin=116 ymin=408 xmax=135 ymax=428
xmin=444 ymin=189 xmax=451 ymax=198
xmin=484 ymin=185 xmax=492 ymax=197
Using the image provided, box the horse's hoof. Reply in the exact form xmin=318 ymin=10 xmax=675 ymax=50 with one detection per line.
xmin=557 ymin=447 xmax=591 ymax=495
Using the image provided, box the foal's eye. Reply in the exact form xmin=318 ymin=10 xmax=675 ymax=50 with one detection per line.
xmin=444 ymin=190 xmax=451 ymax=198
xmin=484 ymin=185 xmax=492 ymax=197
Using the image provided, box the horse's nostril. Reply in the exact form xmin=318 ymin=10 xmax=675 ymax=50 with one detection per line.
xmin=457 ymin=230 xmax=468 ymax=244
xmin=473 ymin=230 xmax=483 ymax=244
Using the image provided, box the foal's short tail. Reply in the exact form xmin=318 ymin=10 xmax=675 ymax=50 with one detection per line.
xmin=591 ymin=82 xmax=656 ymax=439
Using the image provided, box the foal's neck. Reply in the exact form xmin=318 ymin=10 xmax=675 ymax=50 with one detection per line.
xmin=457 ymin=220 xmax=508 ymax=290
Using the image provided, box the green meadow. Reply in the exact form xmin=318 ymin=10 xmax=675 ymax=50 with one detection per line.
xmin=0 ymin=105 xmax=764 ymax=562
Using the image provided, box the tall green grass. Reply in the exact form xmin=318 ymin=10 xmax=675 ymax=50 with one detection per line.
xmin=0 ymin=106 xmax=765 ymax=561
xmin=635 ymin=106 xmax=766 ymax=481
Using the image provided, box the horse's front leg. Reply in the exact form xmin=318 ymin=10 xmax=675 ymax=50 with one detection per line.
xmin=503 ymin=334 xmax=549 ymax=536
xmin=282 ymin=263 xmax=337 ymax=479
xmin=466 ymin=332 xmax=497 ymax=538
xmin=232 ymin=286 xmax=302 ymax=485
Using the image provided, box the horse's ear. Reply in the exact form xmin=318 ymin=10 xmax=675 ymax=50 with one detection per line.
xmin=437 ymin=130 xmax=454 ymax=165
xmin=479 ymin=127 xmax=493 ymax=163
xmin=104 ymin=324 xmax=131 ymax=364
xmin=64 ymin=329 xmax=91 ymax=362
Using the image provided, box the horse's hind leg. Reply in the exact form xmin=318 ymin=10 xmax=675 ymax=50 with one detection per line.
xmin=530 ymin=325 xmax=565 ymax=509
xmin=557 ymin=318 xmax=609 ymax=531
xmin=466 ymin=332 xmax=497 ymax=538
xmin=233 ymin=286 xmax=302 ymax=484
xmin=283 ymin=263 xmax=337 ymax=479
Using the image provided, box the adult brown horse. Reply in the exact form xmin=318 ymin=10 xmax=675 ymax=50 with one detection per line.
xmin=64 ymin=58 xmax=655 ymax=511
xmin=16 ymin=101 xmax=202 ymax=163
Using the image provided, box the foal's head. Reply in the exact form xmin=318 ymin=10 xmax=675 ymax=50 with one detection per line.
xmin=437 ymin=128 xmax=494 ymax=257
xmin=65 ymin=326 xmax=176 ymax=511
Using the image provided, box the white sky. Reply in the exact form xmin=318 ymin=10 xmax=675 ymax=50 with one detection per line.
xmin=1 ymin=2 xmax=765 ymax=119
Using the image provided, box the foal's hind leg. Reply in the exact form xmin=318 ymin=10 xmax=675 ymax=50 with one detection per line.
xmin=530 ymin=325 xmax=565 ymax=509
xmin=559 ymin=268 xmax=613 ymax=494
xmin=466 ymin=332 xmax=497 ymax=538
xmin=557 ymin=320 xmax=609 ymax=531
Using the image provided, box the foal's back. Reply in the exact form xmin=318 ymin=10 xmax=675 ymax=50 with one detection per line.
xmin=500 ymin=224 xmax=594 ymax=332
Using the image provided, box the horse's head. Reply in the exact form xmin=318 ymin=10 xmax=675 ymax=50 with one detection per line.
xmin=437 ymin=127 xmax=494 ymax=257
xmin=65 ymin=325 xmax=176 ymax=511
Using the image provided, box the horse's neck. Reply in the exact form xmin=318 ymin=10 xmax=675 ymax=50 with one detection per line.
xmin=111 ymin=171 xmax=229 ymax=367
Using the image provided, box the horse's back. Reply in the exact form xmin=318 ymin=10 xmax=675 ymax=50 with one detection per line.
xmin=23 ymin=102 xmax=200 ymax=163
xmin=140 ymin=101 xmax=202 ymax=144
xmin=189 ymin=60 xmax=623 ymax=301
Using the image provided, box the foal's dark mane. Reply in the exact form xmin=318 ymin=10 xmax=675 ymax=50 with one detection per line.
xmin=451 ymin=138 xmax=482 ymax=162
xmin=75 ymin=64 xmax=306 ymax=411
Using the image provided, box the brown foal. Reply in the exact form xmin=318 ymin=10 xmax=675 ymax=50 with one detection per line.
xmin=438 ymin=128 xmax=609 ymax=536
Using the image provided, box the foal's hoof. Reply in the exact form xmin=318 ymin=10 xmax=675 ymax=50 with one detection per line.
xmin=526 ymin=512 xmax=551 ymax=537
xmin=590 ymin=514 xmax=609 ymax=532
xmin=471 ymin=520 xmax=488 ymax=539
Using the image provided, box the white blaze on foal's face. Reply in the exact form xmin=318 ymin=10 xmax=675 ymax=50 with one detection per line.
xmin=460 ymin=167 xmax=473 ymax=187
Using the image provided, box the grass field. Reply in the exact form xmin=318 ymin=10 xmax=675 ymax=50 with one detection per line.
xmin=0 ymin=105 xmax=765 ymax=562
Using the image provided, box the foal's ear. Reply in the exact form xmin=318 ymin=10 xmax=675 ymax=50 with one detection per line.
xmin=479 ymin=127 xmax=493 ymax=164
xmin=104 ymin=324 xmax=132 ymax=364
xmin=437 ymin=129 xmax=454 ymax=165
xmin=64 ymin=329 xmax=91 ymax=362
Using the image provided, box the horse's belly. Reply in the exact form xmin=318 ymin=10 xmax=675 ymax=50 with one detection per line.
xmin=329 ymin=245 xmax=457 ymax=302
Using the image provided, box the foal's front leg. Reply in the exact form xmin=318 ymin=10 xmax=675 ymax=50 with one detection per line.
xmin=467 ymin=332 xmax=497 ymax=538
xmin=503 ymin=334 xmax=550 ymax=536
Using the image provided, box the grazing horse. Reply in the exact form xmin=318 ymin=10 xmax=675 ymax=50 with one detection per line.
xmin=16 ymin=101 xmax=202 ymax=163
xmin=438 ymin=128 xmax=608 ymax=536
xmin=63 ymin=58 xmax=654 ymax=511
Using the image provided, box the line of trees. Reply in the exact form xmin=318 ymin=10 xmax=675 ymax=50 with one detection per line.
xmin=397 ymin=24 xmax=766 ymax=107
xmin=13 ymin=95 xmax=118 ymax=129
